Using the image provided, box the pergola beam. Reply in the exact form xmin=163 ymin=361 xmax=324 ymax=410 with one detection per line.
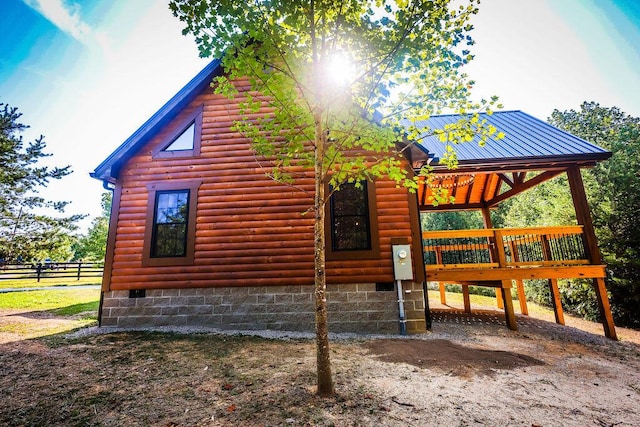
xmin=486 ymin=169 xmax=564 ymax=207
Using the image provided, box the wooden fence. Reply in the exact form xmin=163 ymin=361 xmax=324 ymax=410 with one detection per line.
xmin=0 ymin=262 xmax=104 ymax=282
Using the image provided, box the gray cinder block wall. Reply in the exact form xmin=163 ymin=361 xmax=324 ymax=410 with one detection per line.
xmin=100 ymin=282 xmax=427 ymax=334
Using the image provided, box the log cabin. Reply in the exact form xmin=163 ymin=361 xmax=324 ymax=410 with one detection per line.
xmin=91 ymin=59 xmax=617 ymax=338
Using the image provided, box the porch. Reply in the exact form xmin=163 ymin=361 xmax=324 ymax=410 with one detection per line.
xmin=409 ymin=111 xmax=617 ymax=339
xmin=422 ymin=225 xmax=615 ymax=338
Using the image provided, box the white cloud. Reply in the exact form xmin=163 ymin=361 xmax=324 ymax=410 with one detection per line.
xmin=21 ymin=0 xmax=92 ymax=45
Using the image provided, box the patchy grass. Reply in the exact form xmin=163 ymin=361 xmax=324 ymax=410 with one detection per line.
xmin=1 ymin=285 xmax=640 ymax=425
xmin=0 ymin=288 xmax=100 ymax=341
xmin=1 ymin=326 xmax=639 ymax=427
xmin=1 ymin=332 xmax=380 ymax=426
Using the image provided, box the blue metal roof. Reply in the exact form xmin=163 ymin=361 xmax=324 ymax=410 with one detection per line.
xmin=406 ymin=110 xmax=611 ymax=166
xmin=91 ymin=59 xmax=223 ymax=184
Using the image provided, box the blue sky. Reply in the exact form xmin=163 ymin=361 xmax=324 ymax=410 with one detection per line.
xmin=1 ymin=0 xmax=639 ymax=231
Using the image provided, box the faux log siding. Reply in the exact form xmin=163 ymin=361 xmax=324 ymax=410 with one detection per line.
xmin=107 ymin=82 xmax=415 ymax=291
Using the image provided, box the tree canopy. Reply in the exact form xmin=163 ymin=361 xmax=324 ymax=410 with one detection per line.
xmin=0 ymin=101 xmax=82 ymax=262
xmin=170 ymin=0 xmax=501 ymax=395
xmin=170 ymin=0 xmax=501 ymax=187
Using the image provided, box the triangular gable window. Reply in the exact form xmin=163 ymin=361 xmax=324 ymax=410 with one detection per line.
xmin=164 ymin=122 xmax=195 ymax=151
xmin=152 ymin=105 xmax=203 ymax=159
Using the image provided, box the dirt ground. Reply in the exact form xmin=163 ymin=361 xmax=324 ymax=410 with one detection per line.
xmin=1 ymin=308 xmax=640 ymax=426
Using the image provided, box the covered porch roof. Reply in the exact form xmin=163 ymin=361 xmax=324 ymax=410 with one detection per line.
xmin=407 ymin=111 xmax=612 ymax=210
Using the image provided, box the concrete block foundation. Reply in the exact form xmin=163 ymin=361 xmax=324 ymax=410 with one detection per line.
xmin=100 ymin=282 xmax=427 ymax=334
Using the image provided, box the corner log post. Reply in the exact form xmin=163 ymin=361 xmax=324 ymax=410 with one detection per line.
xmin=493 ymin=229 xmax=517 ymax=331
xmin=509 ymin=240 xmax=529 ymax=315
xmin=541 ymin=234 xmax=565 ymax=325
xmin=480 ymin=206 xmax=505 ymax=310
xmin=567 ymin=166 xmax=617 ymax=340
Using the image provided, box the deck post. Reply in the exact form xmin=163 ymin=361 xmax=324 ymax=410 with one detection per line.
xmin=494 ymin=229 xmax=517 ymax=330
xmin=439 ymin=283 xmax=447 ymax=305
xmin=481 ymin=206 xmax=503 ymax=309
xmin=495 ymin=288 xmax=504 ymax=309
xmin=501 ymin=280 xmax=517 ymax=331
xmin=435 ymin=248 xmax=447 ymax=305
xmin=567 ymin=166 xmax=617 ymax=340
xmin=593 ymin=278 xmax=617 ymax=339
xmin=541 ymin=234 xmax=565 ymax=325
xmin=462 ymin=285 xmax=471 ymax=313
xmin=548 ymin=279 xmax=565 ymax=325
xmin=515 ymin=280 xmax=528 ymax=315
xmin=509 ymin=240 xmax=529 ymax=315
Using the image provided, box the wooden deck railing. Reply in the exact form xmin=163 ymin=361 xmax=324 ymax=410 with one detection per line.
xmin=423 ymin=226 xmax=589 ymax=269
xmin=422 ymin=225 xmax=616 ymax=340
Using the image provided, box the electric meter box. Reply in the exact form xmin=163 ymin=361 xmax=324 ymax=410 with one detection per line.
xmin=392 ymin=244 xmax=414 ymax=281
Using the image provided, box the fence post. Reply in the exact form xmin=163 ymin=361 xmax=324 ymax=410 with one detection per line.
xmin=36 ymin=263 xmax=42 ymax=282
xmin=77 ymin=263 xmax=82 ymax=280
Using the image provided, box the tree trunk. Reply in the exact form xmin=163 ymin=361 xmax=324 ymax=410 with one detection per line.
xmin=313 ymin=111 xmax=334 ymax=397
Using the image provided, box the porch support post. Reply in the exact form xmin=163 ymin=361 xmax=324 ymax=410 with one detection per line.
xmin=566 ymin=166 xmax=617 ymax=339
xmin=480 ymin=206 xmax=503 ymax=309
xmin=495 ymin=288 xmax=504 ymax=310
xmin=501 ymin=280 xmax=518 ymax=331
xmin=462 ymin=285 xmax=471 ymax=314
xmin=548 ymin=279 xmax=565 ymax=325
xmin=509 ymin=240 xmax=529 ymax=315
xmin=435 ymin=248 xmax=447 ymax=305
xmin=516 ymin=280 xmax=528 ymax=315
xmin=495 ymin=229 xmax=517 ymax=331
xmin=439 ymin=283 xmax=447 ymax=305
xmin=541 ymin=235 xmax=565 ymax=325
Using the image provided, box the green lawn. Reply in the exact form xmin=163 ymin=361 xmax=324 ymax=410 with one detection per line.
xmin=0 ymin=288 xmax=100 ymax=312
xmin=0 ymin=276 xmax=102 ymax=290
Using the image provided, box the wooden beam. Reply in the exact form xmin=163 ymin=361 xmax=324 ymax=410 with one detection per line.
xmin=567 ymin=166 xmax=617 ymax=340
xmin=498 ymin=173 xmax=514 ymax=189
xmin=593 ymin=278 xmax=618 ymax=340
xmin=462 ymin=285 xmax=471 ymax=313
xmin=481 ymin=206 xmax=502 ymax=309
xmin=486 ymin=169 xmax=565 ymax=207
xmin=496 ymin=288 xmax=504 ymax=309
xmin=482 ymin=173 xmax=494 ymax=202
xmin=548 ymin=279 xmax=565 ymax=325
xmin=567 ymin=166 xmax=601 ymax=263
xmin=465 ymin=176 xmax=475 ymax=204
xmin=501 ymin=282 xmax=518 ymax=331
xmin=426 ymin=265 xmax=607 ymax=282
xmin=516 ymin=280 xmax=528 ymax=315
xmin=420 ymin=202 xmax=486 ymax=211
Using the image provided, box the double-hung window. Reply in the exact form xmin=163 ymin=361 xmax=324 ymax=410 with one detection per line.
xmin=142 ymin=181 xmax=200 ymax=266
xmin=326 ymin=181 xmax=379 ymax=260
xmin=151 ymin=190 xmax=190 ymax=258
